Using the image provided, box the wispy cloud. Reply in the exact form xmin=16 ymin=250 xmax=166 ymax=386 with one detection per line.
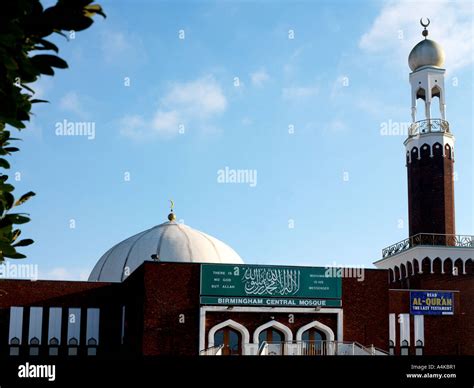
xmin=59 ymin=91 xmax=87 ymax=118
xmin=282 ymin=85 xmax=318 ymax=100
xmin=120 ymin=75 xmax=227 ymax=140
xmin=359 ymin=0 xmax=473 ymax=73
xmin=250 ymin=69 xmax=270 ymax=87
xmin=101 ymin=29 xmax=147 ymax=65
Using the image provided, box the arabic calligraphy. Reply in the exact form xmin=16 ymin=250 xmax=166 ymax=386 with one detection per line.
xmin=242 ymin=268 xmax=300 ymax=296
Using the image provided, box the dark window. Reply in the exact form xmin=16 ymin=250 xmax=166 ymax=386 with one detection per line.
xmin=401 ymin=339 xmax=409 ymax=356
xmin=415 ymin=340 xmax=424 ymax=356
xmin=214 ymin=327 xmax=242 ymax=355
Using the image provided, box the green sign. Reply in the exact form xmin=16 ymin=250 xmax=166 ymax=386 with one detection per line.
xmin=200 ymin=296 xmax=342 ymax=307
xmin=200 ymin=264 xmax=342 ymax=304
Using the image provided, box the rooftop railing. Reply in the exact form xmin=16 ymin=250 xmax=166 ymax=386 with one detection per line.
xmin=408 ymin=118 xmax=450 ymax=138
xmin=382 ymin=233 xmax=474 ymax=259
xmin=260 ymin=340 xmax=388 ymax=356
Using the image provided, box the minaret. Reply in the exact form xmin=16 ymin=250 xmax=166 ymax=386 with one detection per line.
xmin=405 ymin=19 xmax=455 ymax=239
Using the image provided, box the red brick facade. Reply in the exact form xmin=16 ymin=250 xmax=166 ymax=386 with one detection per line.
xmin=0 ymin=261 xmax=470 ymax=357
xmin=389 ymin=262 xmax=474 ymax=355
xmin=407 ymin=143 xmax=455 ymax=237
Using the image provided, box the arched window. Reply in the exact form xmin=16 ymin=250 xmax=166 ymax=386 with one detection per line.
xmin=29 ymin=336 xmax=40 ymax=356
xmin=413 ymin=259 xmax=420 ymax=275
xmin=433 ymin=142 xmax=443 ymax=157
xmin=431 ymin=85 xmax=443 ymax=119
xmin=433 ymin=258 xmax=442 ymax=274
xmin=416 ymin=87 xmax=426 ymax=101
xmin=401 ymin=340 xmax=409 ymax=356
xmin=445 ymin=144 xmax=452 ymax=159
xmin=301 ymin=328 xmax=325 ymax=355
xmin=258 ymin=328 xmax=283 ymax=344
xmin=454 ymin=258 xmax=463 ymax=275
xmin=406 ymin=261 xmax=413 ymax=277
xmin=258 ymin=328 xmax=285 ymax=355
xmin=214 ymin=327 xmax=242 ymax=356
xmin=400 ymin=263 xmax=406 ymax=279
xmin=421 ymin=257 xmax=431 ymax=274
xmin=68 ymin=337 xmax=78 ymax=356
xmin=394 ymin=266 xmax=401 ymax=281
xmin=415 ymin=340 xmax=424 ymax=356
xmin=208 ymin=319 xmax=250 ymax=355
xmin=253 ymin=321 xmax=292 ymax=356
xmin=9 ymin=336 xmax=20 ymax=356
xmin=296 ymin=321 xmax=335 ymax=355
xmin=466 ymin=259 xmax=474 ymax=275
xmin=49 ymin=337 xmax=59 ymax=356
xmin=443 ymin=258 xmax=453 ymax=275
xmin=389 ymin=340 xmax=395 ymax=356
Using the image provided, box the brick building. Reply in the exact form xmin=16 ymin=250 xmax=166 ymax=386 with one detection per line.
xmin=0 ymin=21 xmax=471 ymax=358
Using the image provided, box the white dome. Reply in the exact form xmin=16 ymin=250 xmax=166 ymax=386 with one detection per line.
xmin=89 ymin=220 xmax=243 ymax=282
xmin=408 ymin=39 xmax=445 ymax=71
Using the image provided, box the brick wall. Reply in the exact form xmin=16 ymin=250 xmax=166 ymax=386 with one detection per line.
xmin=407 ymin=143 xmax=455 ymax=236
xmin=342 ymin=269 xmax=389 ymax=350
xmin=389 ymin=270 xmax=474 ymax=355
xmin=0 ymin=279 xmax=124 ymax=357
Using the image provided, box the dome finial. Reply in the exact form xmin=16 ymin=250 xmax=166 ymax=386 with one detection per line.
xmin=168 ymin=199 xmax=176 ymax=221
xmin=420 ymin=17 xmax=430 ymax=38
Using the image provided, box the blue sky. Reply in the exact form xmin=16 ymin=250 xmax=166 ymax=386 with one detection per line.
xmin=11 ymin=0 xmax=474 ymax=279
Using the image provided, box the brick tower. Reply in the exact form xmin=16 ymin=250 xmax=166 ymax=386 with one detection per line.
xmin=405 ymin=19 xmax=455 ymax=239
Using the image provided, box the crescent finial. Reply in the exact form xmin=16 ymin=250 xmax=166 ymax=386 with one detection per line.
xmin=420 ymin=17 xmax=430 ymax=28
xmin=168 ymin=199 xmax=176 ymax=221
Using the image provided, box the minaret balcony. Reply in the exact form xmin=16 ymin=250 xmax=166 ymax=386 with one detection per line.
xmin=381 ymin=233 xmax=474 ymax=259
xmin=408 ymin=119 xmax=450 ymax=138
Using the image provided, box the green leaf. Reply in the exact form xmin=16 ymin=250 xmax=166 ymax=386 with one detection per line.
xmin=3 ymin=118 xmax=26 ymax=129
xmin=2 ymin=192 xmax=14 ymax=210
xmin=15 ymin=191 xmax=36 ymax=206
xmin=4 ymin=147 xmax=19 ymax=154
xmin=34 ymin=38 xmax=59 ymax=53
xmin=12 ymin=238 xmax=34 ymax=247
xmin=84 ymin=4 xmax=106 ymax=18
xmin=11 ymin=229 xmax=21 ymax=242
xmin=21 ymin=84 xmax=36 ymax=94
xmin=31 ymin=54 xmax=68 ymax=69
xmin=4 ymin=214 xmax=31 ymax=225
xmin=0 ymin=131 xmax=11 ymax=143
xmin=30 ymin=99 xmax=49 ymax=104
xmin=0 ymin=183 xmax=15 ymax=192
xmin=0 ymin=159 xmax=10 ymax=169
xmin=4 ymin=252 xmax=27 ymax=259
xmin=0 ymin=241 xmax=17 ymax=255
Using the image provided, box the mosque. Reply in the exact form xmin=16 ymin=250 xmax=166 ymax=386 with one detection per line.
xmin=0 ymin=21 xmax=472 ymax=358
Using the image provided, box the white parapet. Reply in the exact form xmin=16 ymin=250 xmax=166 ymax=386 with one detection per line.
xmin=374 ymin=245 xmax=473 ymax=279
